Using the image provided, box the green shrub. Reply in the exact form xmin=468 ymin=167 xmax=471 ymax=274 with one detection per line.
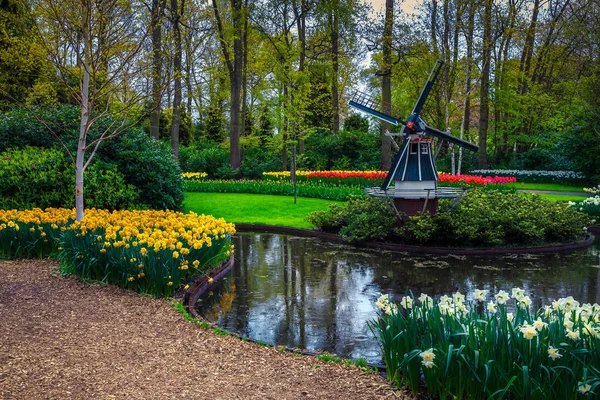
xmin=97 ymin=128 xmax=184 ymax=210
xmin=0 ymin=106 xmax=184 ymax=210
xmin=183 ymin=179 xmax=363 ymax=202
xmin=0 ymin=147 xmax=138 ymax=210
xmin=307 ymin=196 xmax=398 ymax=242
xmin=179 ymin=141 xmax=230 ymax=178
xmin=299 ymin=128 xmax=380 ymax=171
xmin=400 ymin=190 xmax=591 ymax=246
xmin=307 ymin=189 xmax=590 ymax=246
xmin=240 ymin=147 xmax=281 ymax=179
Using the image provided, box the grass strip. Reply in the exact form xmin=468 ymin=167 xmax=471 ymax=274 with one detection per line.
xmin=508 ymin=182 xmax=586 ymax=192
xmin=184 ymin=192 xmax=345 ymax=229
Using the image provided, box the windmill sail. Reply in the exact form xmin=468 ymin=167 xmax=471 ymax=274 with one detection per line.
xmin=424 ymin=125 xmax=479 ymax=152
xmin=411 ymin=61 xmax=444 ymax=116
xmin=348 ymin=91 xmax=401 ymax=125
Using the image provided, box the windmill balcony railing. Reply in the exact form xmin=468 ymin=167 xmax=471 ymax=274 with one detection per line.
xmin=365 ymin=186 xmax=468 ymax=199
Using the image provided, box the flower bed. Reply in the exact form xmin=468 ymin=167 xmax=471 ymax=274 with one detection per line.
xmin=263 ymin=170 xmax=516 ymax=189
xmin=438 ymin=173 xmax=517 ymax=186
xmin=471 ymin=169 xmax=586 ymax=184
xmin=570 ymin=185 xmax=600 ymax=217
xmin=182 ymin=172 xmax=208 ymax=179
xmin=371 ymin=290 xmax=600 ymax=399
xmin=0 ymin=208 xmax=235 ymax=297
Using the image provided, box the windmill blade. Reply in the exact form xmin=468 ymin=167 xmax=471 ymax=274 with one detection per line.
xmin=348 ymin=100 xmax=400 ymax=125
xmin=412 ymin=61 xmax=444 ymax=116
xmin=424 ymin=125 xmax=479 ymax=152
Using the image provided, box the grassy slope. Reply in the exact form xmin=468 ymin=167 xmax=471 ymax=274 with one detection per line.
xmin=184 ymin=192 xmax=344 ymax=229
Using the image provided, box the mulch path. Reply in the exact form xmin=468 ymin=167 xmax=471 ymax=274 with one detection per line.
xmin=0 ymin=259 xmax=408 ymax=399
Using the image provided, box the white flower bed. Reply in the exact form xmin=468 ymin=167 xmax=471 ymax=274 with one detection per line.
xmin=471 ymin=169 xmax=586 ymax=183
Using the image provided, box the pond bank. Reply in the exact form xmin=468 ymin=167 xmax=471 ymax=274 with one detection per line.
xmin=235 ymin=224 xmax=595 ymax=255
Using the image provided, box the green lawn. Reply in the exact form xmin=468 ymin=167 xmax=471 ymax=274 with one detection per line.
xmin=533 ymin=194 xmax=587 ymax=202
xmin=184 ymin=192 xmax=344 ymax=229
xmin=508 ymin=182 xmax=586 ymax=192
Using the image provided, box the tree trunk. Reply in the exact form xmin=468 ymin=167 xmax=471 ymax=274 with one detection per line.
xmin=478 ymin=0 xmax=492 ymax=169
xmin=330 ymin=1 xmax=339 ymax=134
xmin=150 ymin=0 xmax=165 ymax=140
xmin=518 ymin=0 xmax=540 ymax=95
xmin=381 ymin=0 xmax=393 ymax=171
xmin=240 ymin=0 xmax=249 ymax=139
xmin=294 ymin=0 xmax=307 ymax=154
xmin=170 ymin=0 xmax=183 ymax=160
xmin=76 ymin=5 xmax=92 ymax=222
xmin=76 ymin=64 xmax=89 ymax=222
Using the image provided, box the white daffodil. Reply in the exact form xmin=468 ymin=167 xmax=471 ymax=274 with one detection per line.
xmin=566 ymin=329 xmax=580 ymax=341
xmin=548 ymin=346 xmax=562 ymax=360
xmin=474 ymin=289 xmax=488 ymax=302
xmin=511 ymin=287 xmax=525 ymax=301
xmin=495 ymin=290 xmax=509 ymax=305
xmin=418 ymin=293 xmax=433 ymax=307
xmin=578 ymin=383 xmax=592 ymax=395
xmin=533 ymin=318 xmax=547 ymax=331
xmin=419 ymin=349 xmax=435 ymax=362
xmin=518 ymin=296 xmax=532 ymax=309
xmin=521 ymin=325 xmax=537 ymax=340
xmin=487 ymin=301 xmax=497 ymax=313
xmin=400 ymin=296 xmax=413 ymax=310
xmin=453 ymin=291 xmax=465 ymax=304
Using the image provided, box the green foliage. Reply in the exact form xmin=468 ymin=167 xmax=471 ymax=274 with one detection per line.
xmin=299 ymin=128 xmax=381 ymax=171
xmin=98 ymin=128 xmax=183 ymax=210
xmin=307 ymin=196 xmax=398 ymax=242
xmin=0 ymin=106 xmax=184 ymax=210
xmin=400 ymin=190 xmax=591 ymax=246
xmin=201 ymin=105 xmax=226 ymax=142
xmin=343 ymin=113 xmax=369 ymax=132
xmin=560 ymin=116 xmax=600 ymax=181
xmin=183 ymin=179 xmax=363 ymax=202
xmin=179 ymin=140 xmax=230 ymax=179
xmin=240 ymin=146 xmax=281 ymax=180
xmin=158 ymin=108 xmax=194 ymax=146
xmin=0 ymin=0 xmax=58 ymax=109
xmin=0 ymin=147 xmax=138 ymax=210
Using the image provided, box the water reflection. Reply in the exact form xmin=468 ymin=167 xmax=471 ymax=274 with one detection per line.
xmin=196 ymin=234 xmax=600 ymax=364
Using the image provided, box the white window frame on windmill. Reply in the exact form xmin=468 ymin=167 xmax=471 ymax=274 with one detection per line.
xmin=410 ymin=141 xmax=419 ymax=155
xmin=421 ymin=143 xmax=429 ymax=154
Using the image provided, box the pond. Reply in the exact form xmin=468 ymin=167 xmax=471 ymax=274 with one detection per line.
xmin=196 ymin=233 xmax=600 ymax=365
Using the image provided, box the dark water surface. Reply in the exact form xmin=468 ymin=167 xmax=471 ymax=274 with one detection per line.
xmin=196 ymin=233 xmax=600 ymax=364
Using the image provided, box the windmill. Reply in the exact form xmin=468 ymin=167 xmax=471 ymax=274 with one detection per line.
xmin=348 ymin=61 xmax=479 ymax=216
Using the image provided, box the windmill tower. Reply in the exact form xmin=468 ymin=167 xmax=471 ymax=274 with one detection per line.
xmin=349 ymin=61 xmax=479 ymax=216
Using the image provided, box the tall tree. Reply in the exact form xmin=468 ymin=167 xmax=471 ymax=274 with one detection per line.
xmin=36 ymin=0 xmax=147 ymax=221
xmin=170 ymin=0 xmax=184 ymax=159
xmin=380 ymin=0 xmax=393 ymax=170
xmin=212 ymin=0 xmax=244 ymax=172
xmin=149 ymin=0 xmax=167 ymax=140
xmin=478 ymin=0 xmax=492 ymax=169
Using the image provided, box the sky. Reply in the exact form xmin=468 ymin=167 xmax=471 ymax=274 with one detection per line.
xmin=367 ymin=0 xmax=422 ymax=15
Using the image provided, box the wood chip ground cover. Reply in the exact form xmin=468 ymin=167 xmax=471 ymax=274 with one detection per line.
xmin=0 ymin=260 xmax=407 ymax=399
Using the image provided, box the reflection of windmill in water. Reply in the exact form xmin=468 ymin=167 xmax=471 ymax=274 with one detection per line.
xmin=348 ymin=61 xmax=479 ymax=216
